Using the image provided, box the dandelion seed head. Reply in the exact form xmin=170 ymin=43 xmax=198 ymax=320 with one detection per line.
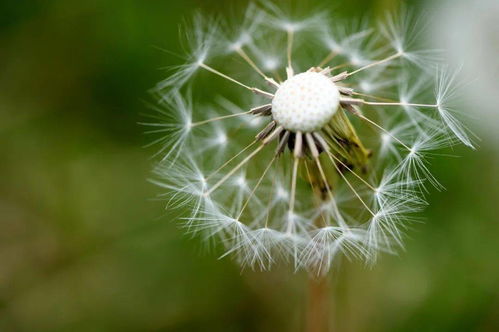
xmin=149 ymin=2 xmax=474 ymax=273
xmin=272 ymin=72 xmax=340 ymax=132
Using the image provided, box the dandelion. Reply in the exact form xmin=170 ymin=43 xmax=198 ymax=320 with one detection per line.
xmin=150 ymin=2 xmax=474 ymax=276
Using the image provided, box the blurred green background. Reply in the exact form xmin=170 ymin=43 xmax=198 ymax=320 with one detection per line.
xmin=1 ymin=0 xmax=498 ymax=331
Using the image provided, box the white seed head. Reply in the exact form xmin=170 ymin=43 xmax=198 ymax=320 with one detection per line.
xmin=151 ymin=2 xmax=473 ymax=273
xmin=271 ymin=72 xmax=340 ymax=132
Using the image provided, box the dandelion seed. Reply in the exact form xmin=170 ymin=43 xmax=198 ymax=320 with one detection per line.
xmin=155 ymin=14 xmax=220 ymax=93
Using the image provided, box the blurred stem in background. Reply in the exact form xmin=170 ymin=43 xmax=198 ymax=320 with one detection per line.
xmin=303 ymin=158 xmax=338 ymax=331
xmin=306 ymin=276 xmax=331 ymax=331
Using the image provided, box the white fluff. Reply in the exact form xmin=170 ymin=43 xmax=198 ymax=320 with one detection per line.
xmin=149 ymin=1 xmax=474 ymax=274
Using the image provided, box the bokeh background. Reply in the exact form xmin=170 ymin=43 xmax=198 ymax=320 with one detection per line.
xmin=1 ymin=0 xmax=498 ymax=331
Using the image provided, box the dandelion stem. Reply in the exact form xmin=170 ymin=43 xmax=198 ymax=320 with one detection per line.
xmin=190 ymin=110 xmax=253 ymax=127
xmin=306 ymin=276 xmax=331 ymax=332
xmin=306 ymin=159 xmax=332 ymax=332
xmin=205 ymin=144 xmax=266 ymax=196
xmin=347 ymin=52 xmax=402 ymax=77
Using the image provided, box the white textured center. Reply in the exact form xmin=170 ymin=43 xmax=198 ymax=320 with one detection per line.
xmin=271 ymin=72 xmax=340 ymax=132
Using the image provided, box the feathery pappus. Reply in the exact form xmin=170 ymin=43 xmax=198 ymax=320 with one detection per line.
xmin=146 ymin=2 xmax=474 ymax=275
